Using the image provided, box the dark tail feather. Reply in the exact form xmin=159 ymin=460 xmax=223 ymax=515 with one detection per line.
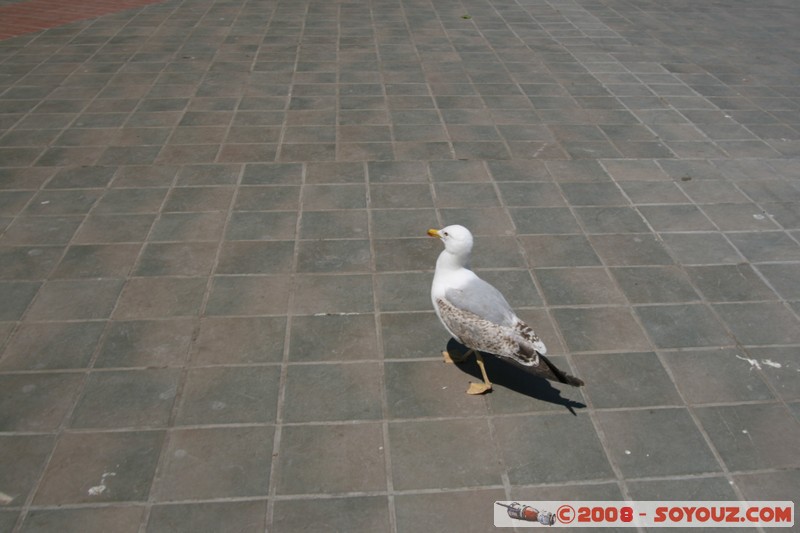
xmin=540 ymin=353 xmax=584 ymax=387
xmin=516 ymin=343 xmax=584 ymax=387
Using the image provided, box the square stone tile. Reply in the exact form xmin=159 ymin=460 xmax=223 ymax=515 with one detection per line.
xmin=225 ymin=211 xmax=298 ymax=241
xmin=282 ymin=363 xmax=383 ymax=422
xmin=175 ymin=164 xmax=241 ymax=186
xmin=381 ymin=311 xmax=447 ymax=359
xmin=1 ymin=321 xmax=105 ymax=370
xmin=205 ymin=275 xmax=290 ymax=316
xmin=702 ymin=203 xmax=781 ymax=231
xmin=638 ymin=204 xmax=715 ymax=231
xmin=299 ymin=210 xmax=368 ymax=239
xmin=24 ymin=189 xmax=101 ymax=216
xmin=93 ymin=188 xmax=167 ymax=214
xmin=302 ymin=184 xmax=366 ymax=209
xmin=27 ymin=279 xmax=123 ymax=320
xmin=0 ymin=373 xmax=84 ymax=432
xmin=559 ymin=182 xmax=629 ymax=206
xmin=574 ymin=352 xmax=682 ymax=408
xmin=597 ymin=408 xmax=721 ymax=477
xmin=35 ymin=430 xmax=164 ymax=504
xmin=75 ymin=214 xmax=156 ymax=243
xmin=546 ymin=160 xmax=610 ymax=182
xmin=147 ymin=212 xmax=225 ymax=242
xmin=0 ymin=191 xmax=34 ymax=217
xmin=764 ymin=202 xmax=800 ymax=230
xmin=162 ymin=186 xmax=234 ymax=212
xmin=713 ymin=302 xmax=800 ymax=345
xmin=737 ymin=179 xmax=800 ymax=203
xmin=438 ymin=208 xmax=515 ymax=237
xmin=175 ymin=366 xmax=280 ymax=425
xmin=70 ymin=369 xmax=180 ymax=429
xmin=370 ymin=209 xmax=439 ymax=238
xmin=635 ymin=304 xmax=732 ymax=348
xmin=368 ymin=161 xmax=428 ymax=183
xmin=661 ymin=348 xmax=775 ymax=404
xmin=618 ymin=181 xmax=689 ymax=204
xmin=148 ymin=501 xmax=267 ymax=533
xmin=574 ymin=206 xmax=650 ymax=233
xmin=509 ymin=207 xmax=580 ymax=234
xmin=190 ymin=316 xmax=285 ymax=365
xmin=536 ymin=267 xmax=627 ymax=307
xmin=659 ymin=159 xmax=726 ymax=181
xmin=589 ymin=234 xmax=674 ymax=266
xmin=1 ymin=216 xmax=83 ymax=245
xmin=274 ymin=423 xmax=385 ymax=494
xmin=552 ymin=307 xmax=651 ymax=353
xmin=519 ymin=235 xmax=602 ymax=267
xmin=0 ymin=281 xmax=41 ymax=320
xmin=0 ymin=434 xmax=54 ymax=508
xmin=389 ymin=418 xmax=500 ymax=490
xmin=395 ymin=489 xmax=506 ymax=533
xmin=686 ymin=264 xmax=778 ymax=301
xmin=434 ymin=183 xmax=500 ymax=208
xmin=217 ymin=240 xmax=295 ymax=274
xmin=238 ymin=172 xmax=300 ymax=200
xmin=272 ymin=497 xmax=389 ymax=533
xmin=288 ymin=314 xmax=377 ymax=362
xmin=305 ymin=162 xmax=364 ymax=184
xmin=96 ymin=319 xmax=195 ymax=368
xmin=511 ymin=480 xmax=624 ymax=502
xmin=21 ymin=507 xmax=144 ymax=533
xmin=369 ymin=183 xmax=433 ymax=208
xmin=134 ymin=242 xmax=217 ymax=276
xmin=0 ymin=512 xmax=16 ymax=532
xmin=678 ymin=179 xmax=750 ymax=203
xmin=385 ymin=360 xmax=490 ymax=419
xmin=748 ymin=347 xmax=800 ymax=401
xmin=628 ymin=476 xmax=738 ymax=501
xmin=661 ymin=232 xmax=743 ymax=264
xmin=488 ymin=160 xmax=550 ymax=181
xmin=296 ymin=239 xmax=371 ymax=273
xmin=733 ymin=470 xmax=800 ymax=503
xmin=293 ymin=274 xmax=374 ymax=314
xmin=0 ymin=245 xmax=63 ymax=280
xmin=494 ymin=413 xmax=614 ymax=484
xmin=52 ymin=244 xmax=140 ymax=279
xmin=153 ymin=426 xmax=273 ymax=501
xmin=376 ymin=272 xmax=432 ymax=312
xmin=114 ymin=277 xmax=206 ymax=319
xmin=371 ymin=235 xmax=438 ymax=270
xmin=611 ymin=266 xmax=700 ymax=303
xmin=497 ymin=182 xmax=565 ymax=207
xmin=727 ymin=231 xmax=800 ymax=262
xmin=695 ymin=403 xmax=800 ymax=471
xmin=467 ymin=236 xmax=527 ymax=269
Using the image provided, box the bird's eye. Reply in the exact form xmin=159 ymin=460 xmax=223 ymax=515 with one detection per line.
xmin=443 ymin=231 xmax=449 ymax=236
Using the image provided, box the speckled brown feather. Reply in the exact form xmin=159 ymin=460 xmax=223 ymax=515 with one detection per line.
xmin=436 ymin=298 xmax=584 ymax=387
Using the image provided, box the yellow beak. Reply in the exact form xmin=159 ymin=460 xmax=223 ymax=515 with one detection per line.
xmin=427 ymin=228 xmax=441 ymax=238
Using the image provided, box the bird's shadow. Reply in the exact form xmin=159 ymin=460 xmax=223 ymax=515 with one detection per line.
xmin=446 ymin=339 xmax=586 ymax=415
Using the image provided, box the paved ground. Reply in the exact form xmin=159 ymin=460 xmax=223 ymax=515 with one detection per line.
xmin=1 ymin=0 xmax=799 ymax=531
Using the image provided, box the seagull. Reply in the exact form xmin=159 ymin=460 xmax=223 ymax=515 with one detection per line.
xmin=428 ymin=225 xmax=584 ymax=394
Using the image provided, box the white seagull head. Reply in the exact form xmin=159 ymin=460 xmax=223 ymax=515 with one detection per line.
xmin=427 ymin=224 xmax=474 ymax=259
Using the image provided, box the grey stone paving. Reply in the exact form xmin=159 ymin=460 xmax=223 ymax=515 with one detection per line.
xmin=1 ymin=0 xmax=799 ymax=531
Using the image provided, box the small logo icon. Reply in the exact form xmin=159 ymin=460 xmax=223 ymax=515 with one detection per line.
xmin=496 ymin=502 xmax=556 ymax=525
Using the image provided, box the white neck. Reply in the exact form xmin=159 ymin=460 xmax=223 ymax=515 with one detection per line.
xmin=435 ymin=249 xmax=469 ymax=273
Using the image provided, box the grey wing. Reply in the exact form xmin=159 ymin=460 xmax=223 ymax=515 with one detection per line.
xmin=444 ymin=277 xmax=516 ymax=327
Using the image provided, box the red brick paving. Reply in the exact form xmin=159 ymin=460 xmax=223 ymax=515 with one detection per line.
xmin=0 ymin=0 xmax=166 ymax=40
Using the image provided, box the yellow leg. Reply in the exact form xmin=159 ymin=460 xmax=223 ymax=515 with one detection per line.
xmin=466 ymin=351 xmax=492 ymax=395
xmin=443 ymin=348 xmax=473 ymax=364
